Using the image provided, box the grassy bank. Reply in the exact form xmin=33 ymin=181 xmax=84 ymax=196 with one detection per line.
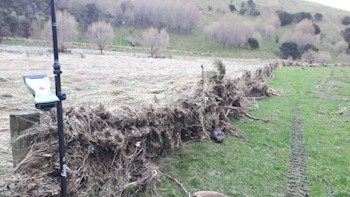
xmin=149 ymin=67 xmax=350 ymax=196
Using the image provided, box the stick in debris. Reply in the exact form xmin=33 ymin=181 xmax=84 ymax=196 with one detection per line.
xmin=161 ymin=172 xmax=191 ymax=197
xmin=244 ymin=112 xmax=270 ymax=122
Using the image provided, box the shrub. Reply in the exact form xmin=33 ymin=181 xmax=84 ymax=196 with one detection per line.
xmin=280 ymin=42 xmax=301 ymax=60
xmin=251 ymin=10 xmax=261 ymax=16
xmin=313 ymin=24 xmax=321 ymax=34
xmin=341 ymin=16 xmax=350 ymax=25
xmin=342 ymin=27 xmax=350 ymax=43
xmin=304 ymin=44 xmax=319 ymax=52
xmin=206 ymin=60 xmax=226 ymax=82
xmin=229 ymin=4 xmax=236 ymax=12
xmin=17 ymin=19 xmax=32 ymax=38
xmin=239 ymin=8 xmax=247 ymax=15
xmin=239 ymin=0 xmax=260 ymax=16
xmin=0 ymin=13 xmax=11 ymax=40
xmin=275 ymin=35 xmax=279 ymax=43
xmin=293 ymin=12 xmax=312 ymax=22
xmin=278 ymin=11 xmax=294 ymax=26
xmin=4 ymin=15 xmax=18 ymax=34
xmin=213 ymin=60 xmax=226 ymax=81
xmin=314 ymin=13 xmax=323 ymax=21
xmin=248 ymin=37 xmax=259 ymax=50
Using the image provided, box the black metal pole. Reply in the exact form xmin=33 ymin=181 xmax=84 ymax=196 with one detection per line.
xmin=50 ymin=0 xmax=68 ymax=196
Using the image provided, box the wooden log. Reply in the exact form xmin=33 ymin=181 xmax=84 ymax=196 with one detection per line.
xmin=10 ymin=110 xmax=40 ymax=167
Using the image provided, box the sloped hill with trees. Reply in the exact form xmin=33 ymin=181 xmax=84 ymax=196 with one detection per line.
xmin=1 ymin=0 xmax=350 ymax=61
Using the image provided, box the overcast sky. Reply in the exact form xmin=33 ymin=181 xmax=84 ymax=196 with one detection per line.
xmin=305 ymin=0 xmax=350 ymax=12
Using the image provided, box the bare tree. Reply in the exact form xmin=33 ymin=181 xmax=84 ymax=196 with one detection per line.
xmin=316 ymin=52 xmax=331 ymax=64
xmin=142 ymin=27 xmax=169 ymax=58
xmin=288 ymin=31 xmax=319 ymax=48
xmin=334 ymin=41 xmax=348 ymax=54
xmin=338 ymin=53 xmax=350 ymax=63
xmin=295 ymin=19 xmax=315 ymax=34
xmin=131 ymin=0 xmax=198 ymax=33
xmin=254 ymin=18 xmax=264 ymax=33
xmin=183 ymin=3 xmax=199 ymax=33
xmin=282 ymin=19 xmax=319 ymax=49
xmin=30 ymin=23 xmax=41 ymax=39
xmin=302 ymin=50 xmax=331 ymax=64
xmin=57 ymin=0 xmax=69 ymax=7
xmin=41 ymin=11 xmax=78 ymax=52
xmin=252 ymin=32 xmax=262 ymax=42
xmin=86 ymin=21 xmax=114 ymax=53
xmin=120 ymin=0 xmax=135 ymax=24
xmin=268 ymin=15 xmax=281 ymax=28
xmin=95 ymin=0 xmax=118 ymax=16
xmin=265 ymin=25 xmax=276 ymax=39
xmin=204 ymin=17 xmax=256 ymax=48
xmin=301 ymin=50 xmax=318 ymax=63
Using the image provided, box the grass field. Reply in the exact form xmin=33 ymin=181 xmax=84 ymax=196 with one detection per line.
xmin=150 ymin=67 xmax=350 ymax=196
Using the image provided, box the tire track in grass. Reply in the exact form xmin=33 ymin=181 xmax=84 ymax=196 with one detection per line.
xmin=286 ymin=102 xmax=309 ymax=197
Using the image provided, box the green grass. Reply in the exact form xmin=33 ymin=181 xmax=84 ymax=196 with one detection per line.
xmin=145 ymin=67 xmax=350 ymax=196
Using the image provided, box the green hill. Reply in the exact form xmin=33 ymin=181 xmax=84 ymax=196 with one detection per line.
xmin=1 ymin=0 xmax=350 ymax=61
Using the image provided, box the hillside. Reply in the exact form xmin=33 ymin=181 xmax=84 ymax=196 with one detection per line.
xmin=1 ymin=0 xmax=350 ymax=61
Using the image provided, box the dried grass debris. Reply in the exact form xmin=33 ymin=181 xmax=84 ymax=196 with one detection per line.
xmin=0 ymin=62 xmax=279 ymax=196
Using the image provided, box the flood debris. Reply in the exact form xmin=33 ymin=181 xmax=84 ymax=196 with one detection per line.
xmin=0 ymin=62 xmax=280 ymax=196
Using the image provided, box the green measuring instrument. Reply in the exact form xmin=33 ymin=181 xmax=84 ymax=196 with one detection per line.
xmin=23 ymin=75 xmax=60 ymax=111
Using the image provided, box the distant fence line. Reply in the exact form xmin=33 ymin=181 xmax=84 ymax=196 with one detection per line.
xmin=1 ymin=37 xmax=214 ymax=56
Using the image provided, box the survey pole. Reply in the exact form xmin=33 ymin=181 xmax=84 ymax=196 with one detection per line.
xmin=50 ymin=0 xmax=68 ymax=196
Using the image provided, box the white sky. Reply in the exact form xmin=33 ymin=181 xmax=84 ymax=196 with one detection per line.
xmin=305 ymin=0 xmax=350 ymax=12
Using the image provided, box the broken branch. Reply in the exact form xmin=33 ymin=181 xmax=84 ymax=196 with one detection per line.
xmin=244 ymin=112 xmax=270 ymax=122
xmin=161 ymin=172 xmax=191 ymax=197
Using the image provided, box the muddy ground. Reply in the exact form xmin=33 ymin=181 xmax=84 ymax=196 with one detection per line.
xmin=0 ymin=47 xmax=271 ymax=173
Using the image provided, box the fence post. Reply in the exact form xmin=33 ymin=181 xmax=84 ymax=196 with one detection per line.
xmin=9 ymin=110 xmax=40 ymax=167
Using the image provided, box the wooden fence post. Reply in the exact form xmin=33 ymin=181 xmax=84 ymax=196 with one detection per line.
xmin=9 ymin=110 xmax=40 ymax=167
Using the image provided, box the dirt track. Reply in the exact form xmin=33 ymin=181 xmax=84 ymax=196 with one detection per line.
xmin=287 ymin=102 xmax=309 ymax=197
xmin=0 ymin=47 xmax=271 ymax=173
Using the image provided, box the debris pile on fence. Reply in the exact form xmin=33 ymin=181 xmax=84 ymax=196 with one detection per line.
xmin=0 ymin=62 xmax=280 ymax=196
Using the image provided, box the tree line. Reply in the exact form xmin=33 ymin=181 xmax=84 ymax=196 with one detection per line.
xmin=56 ymin=0 xmax=199 ymax=34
